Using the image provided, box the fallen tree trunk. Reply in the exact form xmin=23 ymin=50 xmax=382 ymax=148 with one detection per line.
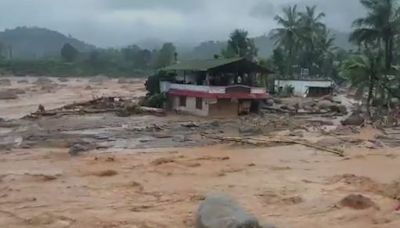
xmin=24 ymin=106 xmax=165 ymax=119
xmin=202 ymin=134 xmax=344 ymax=157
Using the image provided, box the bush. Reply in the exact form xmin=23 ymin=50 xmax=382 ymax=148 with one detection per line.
xmin=145 ymin=71 xmax=175 ymax=96
xmin=142 ymin=93 xmax=166 ymax=108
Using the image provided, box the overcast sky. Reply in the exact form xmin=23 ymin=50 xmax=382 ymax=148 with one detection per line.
xmin=0 ymin=0 xmax=364 ymax=47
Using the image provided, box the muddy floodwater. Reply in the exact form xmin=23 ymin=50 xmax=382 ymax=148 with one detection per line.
xmin=1 ymin=76 xmax=400 ymax=228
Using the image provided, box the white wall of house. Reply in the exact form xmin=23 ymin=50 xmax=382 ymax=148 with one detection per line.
xmin=160 ymin=82 xmax=265 ymax=94
xmin=275 ymin=80 xmax=333 ymax=97
xmin=171 ymin=96 xmax=209 ymax=116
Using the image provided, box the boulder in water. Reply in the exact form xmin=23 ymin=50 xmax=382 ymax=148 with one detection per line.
xmin=69 ymin=143 xmax=91 ymax=156
xmin=196 ymin=193 xmax=275 ymax=228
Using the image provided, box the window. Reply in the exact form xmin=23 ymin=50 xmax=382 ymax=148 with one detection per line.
xmin=179 ymin=96 xmax=186 ymax=107
xmin=196 ymin=97 xmax=203 ymax=110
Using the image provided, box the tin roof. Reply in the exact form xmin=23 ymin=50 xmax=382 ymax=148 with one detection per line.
xmin=162 ymin=57 xmax=272 ymax=73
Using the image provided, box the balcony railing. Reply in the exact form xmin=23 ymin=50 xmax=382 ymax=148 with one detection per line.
xmin=160 ymin=82 xmax=266 ymax=94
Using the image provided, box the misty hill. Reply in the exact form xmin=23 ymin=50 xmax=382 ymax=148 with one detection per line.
xmin=182 ymin=30 xmax=354 ymax=60
xmin=0 ymin=27 xmax=95 ymax=59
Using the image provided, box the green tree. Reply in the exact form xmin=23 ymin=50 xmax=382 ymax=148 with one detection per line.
xmin=343 ymin=48 xmax=385 ymax=116
xmin=61 ymin=43 xmax=79 ymax=62
xmin=313 ymin=29 xmax=337 ymax=77
xmin=350 ymin=0 xmax=400 ymax=70
xmin=271 ymin=47 xmax=286 ymax=76
xmin=270 ymin=5 xmax=301 ymax=76
xmin=122 ymin=45 xmax=152 ymax=68
xmin=298 ymin=6 xmax=327 ymax=73
xmin=0 ymin=42 xmax=5 ymax=59
xmin=155 ymin=43 xmax=177 ymax=68
xmin=222 ymin=29 xmax=258 ymax=59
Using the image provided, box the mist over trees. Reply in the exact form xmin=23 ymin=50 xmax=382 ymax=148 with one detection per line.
xmin=155 ymin=43 xmax=177 ymax=68
xmin=0 ymin=27 xmax=94 ymax=59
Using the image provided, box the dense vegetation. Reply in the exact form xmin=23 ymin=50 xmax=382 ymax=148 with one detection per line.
xmin=266 ymin=1 xmax=400 ymax=119
xmin=342 ymin=0 xmax=400 ymax=119
xmin=0 ymin=25 xmax=353 ymax=77
xmin=0 ymin=34 xmax=177 ymax=77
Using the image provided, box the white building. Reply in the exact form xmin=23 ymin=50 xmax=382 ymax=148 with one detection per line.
xmin=274 ymin=79 xmax=334 ymax=97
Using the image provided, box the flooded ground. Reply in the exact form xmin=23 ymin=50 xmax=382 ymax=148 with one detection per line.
xmin=1 ymin=76 xmax=400 ymax=227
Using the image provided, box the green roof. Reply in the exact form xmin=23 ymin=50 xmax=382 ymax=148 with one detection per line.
xmin=162 ymin=57 xmax=246 ymax=71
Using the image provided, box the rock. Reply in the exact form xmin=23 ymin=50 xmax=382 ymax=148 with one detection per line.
xmin=273 ymin=98 xmax=282 ymax=104
xmin=321 ymin=95 xmax=334 ymax=102
xmin=264 ymin=99 xmax=274 ymax=107
xmin=209 ymin=121 xmax=220 ymax=127
xmin=68 ymin=144 xmax=90 ymax=156
xmin=96 ymin=170 xmax=118 ymax=177
xmin=239 ymin=126 xmax=263 ymax=136
xmin=302 ymin=105 xmax=313 ymax=111
xmin=0 ymin=90 xmax=18 ymax=100
xmin=336 ymin=105 xmax=348 ymax=114
xmin=341 ymin=112 xmax=365 ymax=126
xmin=316 ymin=137 xmax=343 ymax=147
xmin=364 ymin=140 xmax=384 ymax=149
xmin=182 ymin=122 xmax=200 ymax=128
xmin=196 ymin=193 xmax=273 ymax=228
xmin=287 ymin=105 xmax=296 ymax=112
xmin=0 ymin=79 xmax=11 ymax=86
xmin=318 ymin=100 xmax=334 ymax=110
xmin=339 ymin=194 xmax=377 ymax=210
xmin=330 ymin=126 xmax=359 ymax=135
xmin=289 ymin=131 xmax=304 ymax=137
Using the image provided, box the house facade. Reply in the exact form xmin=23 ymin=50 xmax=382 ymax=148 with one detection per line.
xmin=160 ymin=58 xmax=271 ymax=117
xmin=274 ymin=79 xmax=334 ymax=97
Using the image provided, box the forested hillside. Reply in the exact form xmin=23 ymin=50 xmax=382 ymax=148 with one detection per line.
xmin=0 ymin=27 xmax=95 ymax=59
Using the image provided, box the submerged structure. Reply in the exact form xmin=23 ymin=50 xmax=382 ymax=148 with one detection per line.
xmin=160 ymin=57 xmax=271 ymax=117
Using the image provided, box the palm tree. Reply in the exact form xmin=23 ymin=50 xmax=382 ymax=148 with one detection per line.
xmin=315 ymin=29 xmax=337 ymax=77
xmin=350 ymin=0 xmax=400 ymax=70
xmin=298 ymin=6 xmax=326 ymax=73
xmin=270 ymin=5 xmax=301 ymax=77
xmin=343 ymin=48 xmax=385 ymax=117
